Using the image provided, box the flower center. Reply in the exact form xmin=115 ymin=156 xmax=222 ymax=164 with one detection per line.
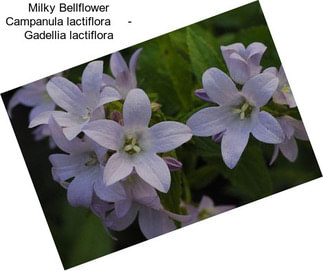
xmin=123 ymin=135 xmax=142 ymax=155
xmin=232 ymin=102 xmax=253 ymax=120
xmin=81 ymin=107 xmax=92 ymax=120
xmin=85 ymin=152 xmax=98 ymax=166
xmin=282 ymin=85 xmax=291 ymax=93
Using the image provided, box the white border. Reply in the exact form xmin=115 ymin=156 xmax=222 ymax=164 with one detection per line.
xmin=0 ymin=0 xmax=322 ymax=270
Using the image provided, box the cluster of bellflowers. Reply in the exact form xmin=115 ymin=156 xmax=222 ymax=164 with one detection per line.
xmin=9 ymin=49 xmax=233 ymax=239
xmin=8 ymin=42 xmax=308 ymax=239
xmin=188 ymin=42 xmax=308 ymax=168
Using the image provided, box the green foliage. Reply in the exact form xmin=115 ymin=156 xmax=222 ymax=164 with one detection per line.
xmin=57 ymin=206 xmax=114 ymax=269
xmin=158 ymin=170 xmax=182 ymax=214
xmin=187 ymin=25 xmax=226 ymax=83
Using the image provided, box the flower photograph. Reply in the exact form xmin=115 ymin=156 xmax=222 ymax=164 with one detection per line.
xmin=1 ymin=2 xmax=321 ymax=269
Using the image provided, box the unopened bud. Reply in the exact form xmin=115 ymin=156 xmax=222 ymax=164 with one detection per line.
xmin=110 ymin=111 xmax=124 ymax=125
xmin=164 ymin=156 xmax=182 ymax=171
xmin=194 ymin=89 xmax=213 ymax=103
xmin=212 ymin=131 xmax=224 ymax=142
xmin=151 ymin=102 xmax=162 ymax=112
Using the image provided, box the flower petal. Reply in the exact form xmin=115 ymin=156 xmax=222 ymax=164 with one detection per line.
xmin=49 ymin=153 xmax=88 ymax=181
xmin=246 ymin=42 xmax=267 ymax=65
xmin=242 ymin=73 xmax=279 ymax=107
xmin=134 ymin=153 xmax=170 ymax=193
xmin=81 ymin=61 xmax=103 ymax=106
xmin=221 ymin=43 xmax=245 ymax=60
xmin=124 ymin=176 xmax=161 ymax=209
xmin=29 ymin=101 xmax=55 ymax=122
xmin=83 ymin=119 xmax=124 ymax=150
xmin=94 ymin=179 xmax=127 ymax=202
xmin=221 ymin=120 xmax=251 ymax=169
xmin=103 ymin=152 xmax=134 ymax=185
xmin=251 ymin=111 xmax=284 ymax=144
xmin=105 ymin=204 xmax=139 ymax=231
xmin=187 ymin=106 xmax=235 ymax=136
xmin=48 ymin=117 xmax=89 ymax=154
xmin=280 ymin=137 xmax=298 ymax=162
xmin=138 ymin=206 xmax=176 ymax=239
xmin=29 ymin=110 xmax=81 ymax=128
xmin=149 ymin=121 xmax=192 ymax=153
xmin=47 ymin=77 xmax=87 ymax=115
xmin=225 ymin=52 xmax=250 ymax=85
xmin=63 ymin=124 xmax=86 ymax=141
xmin=115 ymin=200 xmax=132 ymax=218
xmin=269 ymin=145 xmax=280 ymax=165
xmin=67 ymin=167 xmax=99 ymax=208
xmin=129 ymin=48 xmax=143 ymax=75
xmin=102 ymin=73 xmax=116 ymax=87
xmin=263 ymin=67 xmax=278 ymax=75
xmin=202 ymin=68 xmax=239 ymax=105
xmin=97 ymin=86 xmax=121 ymax=107
xmin=110 ymin=51 xmax=128 ymax=78
xmin=123 ymin=88 xmax=151 ymax=127
xmin=290 ymin=118 xmax=308 ymax=140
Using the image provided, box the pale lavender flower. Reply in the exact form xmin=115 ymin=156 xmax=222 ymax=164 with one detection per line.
xmin=48 ymin=117 xmax=124 ymax=208
xmin=221 ymin=42 xmax=267 ymax=85
xmin=96 ymin=175 xmax=189 ymax=239
xmin=29 ymin=61 xmax=121 ymax=140
xmin=187 ymin=67 xmax=284 ymax=169
xmin=83 ymin=88 xmax=192 ymax=192
xmin=270 ymin=116 xmax=309 ymax=164
xmin=182 ymin=196 xmax=235 ymax=226
xmin=264 ymin=66 xmax=296 ymax=108
xmin=32 ymin=125 xmax=56 ymax=149
xmin=8 ymin=76 xmax=57 ymax=121
xmin=8 ymin=76 xmax=59 ymax=147
xmin=103 ymin=48 xmax=142 ymax=99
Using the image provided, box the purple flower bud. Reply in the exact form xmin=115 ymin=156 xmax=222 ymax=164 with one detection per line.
xmin=212 ymin=131 xmax=225 ymax=142
xmin=110 ymin=110 xmax=124 ymax=125
xmin=194 ymin=88 xmax=213 ymax=103
xmin=164 ymin=156 xmax=183 ymax=171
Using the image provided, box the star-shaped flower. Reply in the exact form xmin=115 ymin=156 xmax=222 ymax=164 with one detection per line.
xmin=48 ymin=117 xmax=124 ymax=208
xmin=187 ymin=67 xmax=284 ymax=168
xmin=29 ymin=61 xmax=121 ymax=140
xmin=103 ymin=48 xmax=142 ymax=99
xmin=83 ymin=88 xmax=192 ymax=192
xmin=221 ymin=42 xmax=267 ymax=85
xmin=8 ymin=75 xmax=58 ymax=121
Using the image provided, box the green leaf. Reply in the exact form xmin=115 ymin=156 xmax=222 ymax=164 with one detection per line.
xmin=190 ymin=138 xmax=273 ymax=202
xmin=219 ymin=144 xmax=273 ymax=202
xmin=190 ymin=165 xmax=220 ymax=189
xmin=60 ymin=207 xmax=114 ymax=269
xmin=188 ymin=137 xmax=222 ymax=158
xmin=158 ymin=35 xmax=194 ymax=111
xmin=186 ymin=25 xmax=226 ymax=83
xmin=137 ymin=35 xmax=194 ymax=115
xmin=158 ymin=170 xmax=182 ymax=214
